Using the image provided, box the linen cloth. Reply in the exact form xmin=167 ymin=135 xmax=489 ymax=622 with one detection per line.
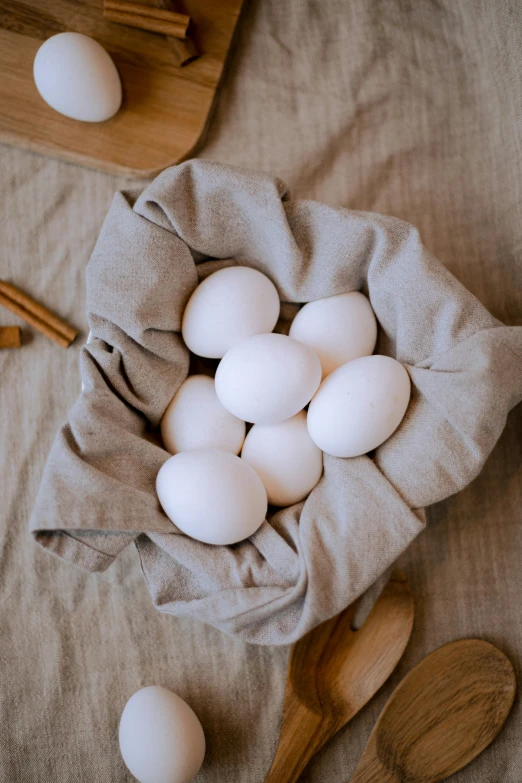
xmin=29 ymin=159 xmax=522 ymax=645
xmin=1 ymin=0 xmax=522 ymax=779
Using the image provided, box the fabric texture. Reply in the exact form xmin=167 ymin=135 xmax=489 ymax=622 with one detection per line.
xmin=2 ymin=0 xmax=522 ymax=779
xmin=29 ymin=159 xmax=522 ymax=645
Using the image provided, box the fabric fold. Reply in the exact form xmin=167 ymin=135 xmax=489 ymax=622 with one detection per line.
xmin=30 ymin=160 xmax=522 ymax=644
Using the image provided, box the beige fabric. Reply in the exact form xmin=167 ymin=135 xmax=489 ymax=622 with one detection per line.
xmin=1 ymin=0 xmax=522 ymax=779
xmin=29 ymin=159 xmax=522 ymax=645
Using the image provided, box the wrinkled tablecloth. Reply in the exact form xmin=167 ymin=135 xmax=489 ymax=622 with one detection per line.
xmin=1 ymin=1 xmax=521 ymax=780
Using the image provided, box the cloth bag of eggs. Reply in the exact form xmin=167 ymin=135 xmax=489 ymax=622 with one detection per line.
xmin=30 ymin=161 xmax=522 ymax=645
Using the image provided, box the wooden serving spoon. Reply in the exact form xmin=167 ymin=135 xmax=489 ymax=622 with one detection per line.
xmin=264 ymin=570 xmax=414 ymax=783
xmin=350 ymin=638 xmax=516 ymax=783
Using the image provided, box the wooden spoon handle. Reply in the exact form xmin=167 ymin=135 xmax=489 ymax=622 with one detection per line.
xmin=350 ymin=765 xmax=399 ymax=782
xmin=264 ymin=609 xmax=352 ymax=783
xmin=349 ymin=734 xmax=400 ymax=783
xmin=264 ymin=705 xmax=327 ymax=783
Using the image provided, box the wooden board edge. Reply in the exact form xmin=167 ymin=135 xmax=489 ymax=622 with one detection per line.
xmin=0 ymin=1 xmax=247 ymax=178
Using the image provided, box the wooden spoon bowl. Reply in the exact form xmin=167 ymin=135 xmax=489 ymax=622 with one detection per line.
xmin=350 ymin=639 xmax=517 ymax=783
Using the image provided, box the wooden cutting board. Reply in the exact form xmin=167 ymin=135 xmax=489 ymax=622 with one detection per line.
xmin=0 ymin=0 xmax=245 ymax=176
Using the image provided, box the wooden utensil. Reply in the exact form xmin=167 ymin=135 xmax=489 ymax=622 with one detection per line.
xmin=264 ymin=571 xmax=414 ymax=783
xmin=350 ymin=639 xmax=516 ymax=783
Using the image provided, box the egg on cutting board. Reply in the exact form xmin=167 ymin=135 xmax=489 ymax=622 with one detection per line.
xmin=156 ymin=449 xmax=267 ymax=545
xmin=119 ymin=686 xmax=205 ymax=783
xmin=307 ymin=355 xmax=411 ymax=457
xmin=182 ymin=265 xmax=280 ymax=359
xmin=289 ymin=291 xmax=377 ymax=378
xmin=241 ymin=411 xmax=323 ymax=507
xmin=215 ymin=333 xmax=322 ymax=424
xmin=33 ymin=33 xmax=122 ymax=122
xmin=161 ymin=375 xmax=245 ymax=455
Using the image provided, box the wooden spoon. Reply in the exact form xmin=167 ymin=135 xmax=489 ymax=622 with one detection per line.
xmin=350 ymin=639 xmax=516 ymax=783
xmin=264 ymin=570 xmax=414 ymax=783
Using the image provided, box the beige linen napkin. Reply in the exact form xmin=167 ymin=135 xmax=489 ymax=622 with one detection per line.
xmin=30 ymin=160 xmax=522 ymax=644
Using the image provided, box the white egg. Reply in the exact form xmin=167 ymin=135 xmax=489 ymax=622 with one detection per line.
xmin=289 ymin=292 xmax=377 ymax=378
xmin=161 ymin=375 xmax=245 ymax=455
xmin=241 ymin=412 xmax=323 ymax=507
xmin=307 ymin=355 xmax=411 ymax=457
xmin=182 ymin=265 xmax=280 ymax=359
xmin=119 ymin=686 xmax=205 ymax=783
xmin=215 ymin=333 xmax=322 ymax=424
xmin=156 ymin=449 xmax=267 ymax=545
xmin=33 ymin=33 xmax=122 ymax=122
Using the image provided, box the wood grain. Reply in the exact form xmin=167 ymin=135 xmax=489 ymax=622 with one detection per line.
xmin=103 ymin=0 xmax=190 ymax=39
xmin=152 ymin=0 xmax=198 ymax=68
xmin=350 ymin=639 xmax=516 ymax=783
xmin=0 ymin=280 xmax=77 ymax=347
xmin=0 ymin=0 xmax=244 ymax=176
xmin=264 ymin=571 xmax=414 ymax=783
xmin=0 ymin=326 xmax=21 ymax=348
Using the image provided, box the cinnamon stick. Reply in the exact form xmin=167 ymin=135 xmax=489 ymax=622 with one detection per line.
xmin=151 ymin=0 xmax=198 ymax=66
xmin=0 ymin=281 xmax=77 ymax=348
xmin=0 ymin=326 xmax=21 ymax=349
xmin=103 ymin=0 xmax=190 ymax=38
xmin=164 ymin=31 xmax=198 ymax=66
